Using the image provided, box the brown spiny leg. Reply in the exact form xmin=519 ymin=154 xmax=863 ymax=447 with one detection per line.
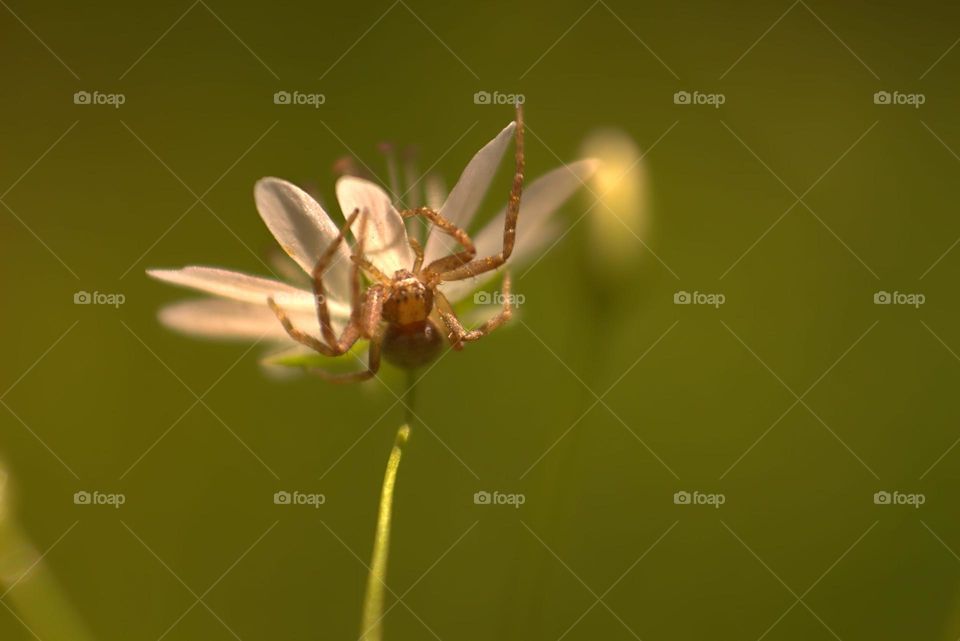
xmin=360 ymin=284 xmax=386 ymax=339
xmin=345 ymin=209 xmax=393 ymax=286
xmin=352 ymin=254 xmax=391 ymax=285
xmin=408 ymin=236 xmax=425 ymax=273
xmin=267 ymin=296 xmax=340 ymax=356
xmin=307 ymin=328 xmax=383 ymax=383
xmin=432 ymin=290 xmax=465 ymax=350
xmin=306 ymin=285 xmax=386 ymax=383
xmin=437 ymin=273 xmax=515 ymax=344
xmin=284 ymin=284 xmax=387 ymax=383
xmin=438 ymin=105 xmax=525 ymax=282
xmin=314 ymin=208 xmax=362 ymax=348
xmin=268 ymin=207 xmax=365 ymax=356
xmin=400 ymin=206 xmax=477 ymax=277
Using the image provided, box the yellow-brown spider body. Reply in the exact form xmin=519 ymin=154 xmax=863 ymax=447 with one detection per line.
xmin=380 ymin=270 xmax=443 ymax=369
xmin=382 ymin=270 xmax=433 ymax=326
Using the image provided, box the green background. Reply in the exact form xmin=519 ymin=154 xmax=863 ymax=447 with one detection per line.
xmin=2 ymin=1 xmax=960 ymax=639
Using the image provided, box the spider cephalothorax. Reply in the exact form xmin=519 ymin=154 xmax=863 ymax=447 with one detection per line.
xmin=265 ymin=105 xmax=525 ymax=382
xmin=382 ymin=269 xmax=433 ymax=326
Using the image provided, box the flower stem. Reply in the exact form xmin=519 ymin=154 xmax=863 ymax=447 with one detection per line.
xmin=359 ymin=422 xmax=411 ymax=641
xmin=0 ymin=471 xmax=94 ymax=641
xmin=404 ymin=369 xmax=417 ymax=426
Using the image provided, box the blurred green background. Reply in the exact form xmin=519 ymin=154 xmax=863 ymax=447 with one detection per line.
xmin=3 ymin=1 xmax=960 ymax=639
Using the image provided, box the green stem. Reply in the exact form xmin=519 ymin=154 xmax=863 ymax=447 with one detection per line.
xmin=359 ymin=423 xmax=411 ymax=641
xmin=403 ymin=369 xmax=417 ymax=426
xmin=0 ymin=472 xmax=94 ymax=641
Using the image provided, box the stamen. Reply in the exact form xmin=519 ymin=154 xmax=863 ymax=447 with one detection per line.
xmin=401 ymin=145 xmax=420 ymax=210
xmin=401 ymin=145 xmax=428 ymax=241
xmin=333 ymin=155 xmax=369 ymax=180
xmin=377 ymin=142 xmax=402 ymax=207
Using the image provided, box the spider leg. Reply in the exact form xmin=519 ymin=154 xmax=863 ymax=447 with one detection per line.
xmin=270 ymin=277 xmax=385 ymax=383
xmin=313 ymin=209 xmax=389 ymax=354
xmin=306 ymin=330 xmax=383 ymax=383
xmin=436 ymin=105 xmax=524 ymax=283
xmin=360 ymin=284 xmax=386 ymax=339
xmin=400 ymin=206 xmax=476 ymax=276
xmin=408 ymin=236 xmax=425 ymax=273
xmin=347 ymin=213 xmax=393 ymax=286
xmin=351 ymin=254 xmax=392 ymax=285
xmin=432 ymin=290 xmax=465 ymax=350
xmin=437 ymin=273 xmax=514 ymax=344
xmin=268 ymin=207 xmax=368 ymax=357
xmin=313 ymin=208 xmax=363 ymax=348
xmin=267 ymin=296 xmax=340 ymax=356
xmin=307 ymin=306 xmax=384 ymax=383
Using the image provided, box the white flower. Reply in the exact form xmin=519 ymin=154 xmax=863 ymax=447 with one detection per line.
xmin=147 ymin=121 xmax=598 ymax=364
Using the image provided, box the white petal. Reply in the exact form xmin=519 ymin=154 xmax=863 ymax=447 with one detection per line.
xmin=336 ymin=176 xmax=413 ymax=275
xmin=158 ymin=299 xmax=318 ymax=342
xmin=440 ymin=159 xmax=599 ymax=302
xmin=148 ymin=265 xmax=308 ymax=305
xmin=424 ymin=174 xmax=448 ymax=211
xmin=260 ymin=344 xmax=317 ymax=364
xmin=424 ymin=122 xmax=516 ymax=264
xmin=254 ymin=177 xmax=352 ymax=301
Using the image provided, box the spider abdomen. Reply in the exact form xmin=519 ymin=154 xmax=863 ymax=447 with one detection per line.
xmin=382 ymin=320 xmax=443 ymax=369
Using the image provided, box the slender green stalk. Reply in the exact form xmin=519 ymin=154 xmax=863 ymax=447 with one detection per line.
xmin=359 ymin=423 xmax=411 ymax=641
xmin=0 ymin=471 xmax=94 ymax=641
xmin=404 ymin=369 xmax=417 ymax=426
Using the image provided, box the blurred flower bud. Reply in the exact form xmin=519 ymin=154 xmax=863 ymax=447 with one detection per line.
xmin=580 ymin=128 xmax=649 ymax=273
